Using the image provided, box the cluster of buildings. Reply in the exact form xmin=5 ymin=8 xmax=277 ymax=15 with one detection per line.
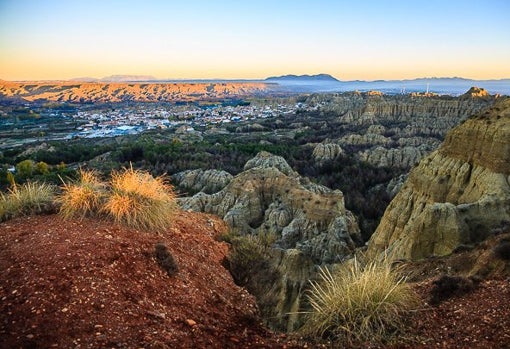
xmin=71 ymin=101 xmax=316 ymax=138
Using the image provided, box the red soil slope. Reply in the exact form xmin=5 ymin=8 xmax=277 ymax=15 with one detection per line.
xmin=0 ymin=213 xmax=295 ymax=348
xmin=1 ymin=212 xmax=509 ymax=348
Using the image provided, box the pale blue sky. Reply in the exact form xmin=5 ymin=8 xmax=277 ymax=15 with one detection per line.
xmin=1 ymin=0 xmax=509 ymax=80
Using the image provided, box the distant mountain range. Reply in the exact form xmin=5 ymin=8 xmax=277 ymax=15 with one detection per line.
xmin=336 ymin=77 xmax=510 ymax=96
xmin=2 ymin=74 xmax=508 ymax=96
xmin=265 ymin=74 xmax=340 ymax=82
xmin=72 ymin=75 xmax=158 ymax=82
xmin=265 ymin=74 xmax=510 ymax=96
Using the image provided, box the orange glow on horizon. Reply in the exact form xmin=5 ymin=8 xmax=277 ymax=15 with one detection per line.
xmin=2 ymin=60 xmax=509 ymax=82
xmin=1 ymin=1 xmax=509 ymax=82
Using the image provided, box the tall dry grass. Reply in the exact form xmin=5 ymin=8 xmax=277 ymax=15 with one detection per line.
xmin=58 ymin=169 xmax=105 ymax=219
xmin=102 ymin=166 xmax=177 ymax=231
xmin=301 ymin=256 xmax=418 ymax=345
xmin=1 ymin=182 xmax=56 ymax=221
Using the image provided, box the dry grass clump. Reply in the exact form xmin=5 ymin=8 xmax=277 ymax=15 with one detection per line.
xmin=58 ymin=169 xmax=105 ymax=219
xmin=102 ymin=167 xmax=177 ymax=231
xmin=58 ymin=166 xmax=178 ymax=231
xmin=301 ymin=256 xmax=418 ymax=345
xmin=1 ymin=182 xmax=56 ymax=221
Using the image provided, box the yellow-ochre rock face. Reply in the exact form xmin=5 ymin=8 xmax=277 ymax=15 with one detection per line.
xmin=368 ymin=98 xmax=510 ymax=261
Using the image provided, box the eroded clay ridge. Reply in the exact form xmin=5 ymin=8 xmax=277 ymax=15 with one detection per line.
xmin=0 ymin=81 xmax=271 ymax=103
xmin=439 ymin=100 xmax=510 ymax=174
xmin=368 ymin=98 xmax=510 ymax=261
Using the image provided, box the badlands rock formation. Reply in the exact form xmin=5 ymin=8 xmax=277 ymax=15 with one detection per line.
xmin=180 ymin=151 xmax=361 ymax=264
xmin=368 ymin=98 xmax=510 ymax=261
xmin=322 ymin=91 xmax=493 ymax=127
xmin=179 ymin=152 xmax=362 ymax=331
xmin=460 ymin=86 xmax=492 ymax=99
xmin=172 ymin=169 xmax=233 ymax=194
xmin=312 ymin=142 xmax=344 ymax=163
xmin=358 ymin=145 xmax=430 ymax=169
xmin=311 ymin=90 xmax=495 ymax=168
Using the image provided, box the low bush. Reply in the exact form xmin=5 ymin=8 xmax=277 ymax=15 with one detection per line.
xmin=58 ymin=169 xmax=105 ymax=219
xmin=301 ymin=256 xmax=418 ymax=345
xmin=1 ymin=181 xmax=56 ymax=221
xmin=226 ymin=233 xmax=278 ymax=288
xmin=429 ymin=275 xmax=478 ymax=305
xmin=102 ymin=166 xmax=177 ymax=231
xmin=227 ymin=235 xmax=266 ymax=286
xmin=257 ymin=230 xmax=277 ymax=249
xmin=155 ymin=242 xmax=178 ymax=276
xmin=216 ymin=229 xmax=239 ymax=244
xmin=493 ymin=239 xmax=510 ymax=261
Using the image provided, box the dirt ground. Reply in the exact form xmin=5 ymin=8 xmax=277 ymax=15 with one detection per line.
xmin=0 ymin=213 xmax=303 ymax=348
xmin=1 ymin=213 xmax=509 ymax=348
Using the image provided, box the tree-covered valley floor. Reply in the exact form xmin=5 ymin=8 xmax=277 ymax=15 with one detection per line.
xmin=1 ymin=105 xmax=409 ymax=241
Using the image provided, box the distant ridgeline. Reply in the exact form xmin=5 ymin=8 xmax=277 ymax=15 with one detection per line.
xmin=1 ymin=75 xmax=509 ymax=104
xmin=0 ymin=81 xmax=272 ymax=104
xmin=265 ymin=75 xmax=510 ymax=95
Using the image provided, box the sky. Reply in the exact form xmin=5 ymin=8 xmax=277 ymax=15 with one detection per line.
xmin=1 ymin=0 xmax=509 ymax=81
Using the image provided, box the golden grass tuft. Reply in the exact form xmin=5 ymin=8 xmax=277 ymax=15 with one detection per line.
xmin=58 ymin=169 xmax=105 ymax=219
xmin=102 ymin=166 xmax=177 ymax=231
xmin=301 ymin=256 xmax=419 ymax=345
xmin=1 ymin=182 xmax=56 ymax=221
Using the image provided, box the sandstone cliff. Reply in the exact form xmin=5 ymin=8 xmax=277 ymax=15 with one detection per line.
xmin=358 ymin=145 xmax=430 ymax=169
xmin=367 ymin=98 xmax=510 ymax=261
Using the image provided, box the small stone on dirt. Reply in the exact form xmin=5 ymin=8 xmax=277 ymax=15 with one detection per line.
xmin=185 ymin=319 xmax=197 ymax=327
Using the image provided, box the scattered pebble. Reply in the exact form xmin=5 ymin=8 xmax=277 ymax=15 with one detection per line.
xmin=185 ymin=319 xmax=197 ymax=327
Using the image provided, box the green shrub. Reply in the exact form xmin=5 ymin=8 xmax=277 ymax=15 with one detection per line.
xmin=225 ymin=233 xmax=279 ymax=289
xmin=58 ymin=169 xmax=106 ymax=219
xmin=35 ymin=161 xmax=50 ymax=175
xmin=1 ymin=182 xmax=57 ymax=221
xmin=301 ymin=256 xmax=418 ymax=345
xmin=102 ymin=166 xmax=177 ymax=231
xmin=257 ymin=230 xmax=277 ymax=249
xmin=0 ymin=194 xmax=7 ymax=219
xmin=216 ymin=229 xmax=239 ymax=244
xmin=15 ymin=159 xmax=35 ymax=178
xmin=227 ymin=235 xmax=266 ymax=286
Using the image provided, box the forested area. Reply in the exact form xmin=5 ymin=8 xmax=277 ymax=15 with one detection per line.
xmin=1 ymin=117 xmax=403 ymax=240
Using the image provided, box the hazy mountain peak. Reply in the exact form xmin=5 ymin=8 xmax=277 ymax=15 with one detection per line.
xmin=69 ymin=77 xmax=99 ymax=82
xmin=99 ymin=75 xmax=157 ymax=82
xmin=265 ymin=74 xmax=340 ymax=82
